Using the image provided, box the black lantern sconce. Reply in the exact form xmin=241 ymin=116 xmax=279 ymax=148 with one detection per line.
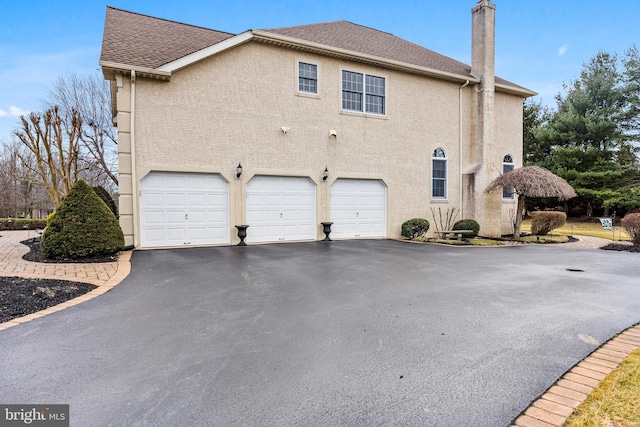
xmin=236 ymin=162 xmax=243 ymax=179
xmin=322 ymin=167 xmax=329 ymax=181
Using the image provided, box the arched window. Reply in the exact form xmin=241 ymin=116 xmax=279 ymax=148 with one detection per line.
xmin=432 ymin=148 xmax=447 ymax=199
xmin=502 ymin=155 xmax=515 ymax=199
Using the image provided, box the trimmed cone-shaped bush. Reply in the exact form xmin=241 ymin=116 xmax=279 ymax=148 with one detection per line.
xmin=530 ymin=211 xmax=566 ymax=235
xmin=93 ymin=185 xmax=119 ymax=218
xmin=401 ymin=218 xmax=430 ymax=239
xmin=42 ymin=180 xmax=124 ymax=259
xmin=452 ymin=219 xmax=480 ymax=238
xmin=621 ymin=213 xmax=640 ymax=246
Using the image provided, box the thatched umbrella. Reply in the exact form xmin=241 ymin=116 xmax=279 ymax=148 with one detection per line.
xmin=485 ymin=166 xmax=577 ymax=238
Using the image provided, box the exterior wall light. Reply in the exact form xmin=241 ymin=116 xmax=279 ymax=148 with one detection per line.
xmin=329 ymin=130 xmax=337 ymax=138
xmin=322 ymin=167 xmax=329 ymax=181
xmin=236 ymin=162 xmax=243 ymax=179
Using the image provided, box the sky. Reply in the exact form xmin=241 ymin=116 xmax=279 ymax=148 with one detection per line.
xmin=1 ymin=0 xmax=639 ymax=140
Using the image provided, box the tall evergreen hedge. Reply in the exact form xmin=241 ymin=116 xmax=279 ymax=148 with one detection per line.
xmin=42 ymin=180 xmax=124 ymax=260
xmin=92 ymin=185 xmax=119 ymax=218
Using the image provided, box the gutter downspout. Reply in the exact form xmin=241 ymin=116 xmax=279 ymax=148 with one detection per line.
xmin=459 ymin=79 xmax=470 ymax=219
xmin=130 ymin=70 xmax=139 ymax=248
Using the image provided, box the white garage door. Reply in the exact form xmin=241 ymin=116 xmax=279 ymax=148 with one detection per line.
xmin=140 ymin=172 xmax=229 ymax=248
xmin=246 ymin=176 xmax=316 ymax=243
xmin=331 ymin=179 xmax=386 ymax=238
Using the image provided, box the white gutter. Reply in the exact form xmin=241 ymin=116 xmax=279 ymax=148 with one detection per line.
xmin=130 ymin=70 xmax=139 ymax=248
xmin=99 ymin=61 xmax=171 ymax=79
xmin=459 ymin=79 xmax=470 ymax=218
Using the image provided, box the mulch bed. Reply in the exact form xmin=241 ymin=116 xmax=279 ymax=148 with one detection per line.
xmin=20 ymin=238 xmax=120 ymax=263
xmin=1 ymin=237 xmax=114 ymax=324
xmin=0 ymin=277 xmax=96 ymax=323
xmin=601 ymin=243 xmax=640 ymax=253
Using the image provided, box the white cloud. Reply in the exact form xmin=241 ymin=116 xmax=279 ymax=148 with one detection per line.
xmin=0 ymin=106 xmax=29 ymax=118
xmin=558 ymin=44 xmax=569 ymax=56
xmin=9 ymin=106 xmax=29 ymax=116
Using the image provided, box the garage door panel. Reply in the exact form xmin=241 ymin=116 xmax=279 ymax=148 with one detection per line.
xmin=144 ymin=211 xmax=164 ymax=224
xmin=166 ymin=211 xmax=186 ymax=224
xmin=166 ymin=193 xmax=186 ymax=206
xmin=246 ymin=176 xmax=315 ymax=243
xmin=140 ymin=172 xmax=229 ymax=248
xmin=331 ymin=179 xmax=386 ymax=238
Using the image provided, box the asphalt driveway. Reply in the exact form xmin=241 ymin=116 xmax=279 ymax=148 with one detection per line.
xmin=1 ymin=240 xmax=639 ymax=426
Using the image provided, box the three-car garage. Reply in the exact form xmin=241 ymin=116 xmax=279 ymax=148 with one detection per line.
xmin=139 ymin=172 xmax=386 ymax=248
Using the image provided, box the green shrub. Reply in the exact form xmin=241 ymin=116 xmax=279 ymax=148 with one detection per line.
xmin=401 ymin=218 xmax=430 ymax=239
xmin=452 ymin=218 xmax=480 ymax=238
xmin=0 ymin=218 xmax=47 ymax=230
xmin=621 ymin=213 xmax=640 ymax=246
xmin=93 ymin=185 xmax=118 ymax=218
xmin=46 ymin=212 xmax=56 ymax=227
xmin=41 ymin=180 xmax=124 ymax=259
xmin=530 ymin=211 xmax=567 ymax=235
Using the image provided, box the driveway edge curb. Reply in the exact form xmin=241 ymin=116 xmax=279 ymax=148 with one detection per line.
xmin=0 ymin=250 xmax=132 ymax=331
xmin=510 ymin=321 xmax=640 ymax=427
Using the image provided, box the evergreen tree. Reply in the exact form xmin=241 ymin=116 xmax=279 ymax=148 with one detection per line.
xmin=533 ymin=50 xmax=640 ymax=216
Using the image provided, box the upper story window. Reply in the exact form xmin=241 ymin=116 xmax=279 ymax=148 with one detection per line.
xmin=502 ymin=154 xmax=515 ymax=199
xmin=432 ymin=148 xmax=447 ymax=199
xmin=342 ymin=70 xmax=385 ymax=115
xmin=298 ymin=62 xmax=318 ymax=94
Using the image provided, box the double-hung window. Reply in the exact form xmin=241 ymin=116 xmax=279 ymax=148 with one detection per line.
xmin=342 ymin=70 xmax=385 ymax=114
xmin=432 ymin=148 xmax=447 ymax=199
xmin=502 ymin=154 xmax=515 ymax=199
xmin=298 ymin=62 xmax=318 ymax=94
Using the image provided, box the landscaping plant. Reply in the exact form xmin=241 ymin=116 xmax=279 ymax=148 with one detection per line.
xmin=93 ymin=185 xmax=119 ymax=218
xmin=621 ymin=213 xmax=640 ymax=246
xmin=529 ymin=211 xmax=567 ymax=235
xmin=452 ymin=219 xmax=480 ymax=238
xmin=41 ymin=180 xmax=124 ymax=259
xmin=401 ymin=218 xmax=430 ymax=239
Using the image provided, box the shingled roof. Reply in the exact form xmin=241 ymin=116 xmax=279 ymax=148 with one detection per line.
xmin=100 ymin=6 xmax=234 ymax=69
xmin=262 ymin=21 xmax=473 ymax=80
xmin=100 ymin=7 xmax=532 ymax=94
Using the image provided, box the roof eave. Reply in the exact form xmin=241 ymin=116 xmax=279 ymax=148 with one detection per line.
xmin=99 ymin=61 xmax=172 ymax=81
xmin=251 ymin=30 xmax=480 ymax=84
xmin=495 ymin=82 xmax=537 ymax=98
xmin=156 ymin=31 xmax=253 ymax=73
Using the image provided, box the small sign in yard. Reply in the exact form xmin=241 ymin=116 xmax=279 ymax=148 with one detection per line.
xmin=599 ymin=217 xmax=613 ymax=230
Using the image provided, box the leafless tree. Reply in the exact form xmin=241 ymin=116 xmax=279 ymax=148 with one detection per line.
xmin=0 ymin=139 xmax=53 ymax=217
xmin=485 ymin=166 xmax=577 ymax=239
xmin=46 ymin=73 xmax=118 ymax=186
xmin=13 ymin=106 xmax=82 ymax=206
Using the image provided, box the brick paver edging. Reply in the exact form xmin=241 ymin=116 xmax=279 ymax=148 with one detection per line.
xmin=510 ymin=322 xmax=640 ymax=427
xmin=0 ymin=250 xmax=132 ymax=331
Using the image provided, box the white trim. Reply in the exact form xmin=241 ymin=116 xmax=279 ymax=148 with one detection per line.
xmin=431 ymin=147 xmax=448 ymax=201
xmin=99 ymin=61 xmax=171 ymax=79
xmin=296 ymin=59 xmax=319 ymax=96
xmin=130 ymin=70 xmax=139 ymax=248
xmin=157 ymin=31 xmax=253 ymax=72
xmin=339 ymin=67 xmax=387 ymax=117
xmin=502 ymin=154 xmax=515 ymax=200
xmin=252 ymin=30 xmax=482 ymax=87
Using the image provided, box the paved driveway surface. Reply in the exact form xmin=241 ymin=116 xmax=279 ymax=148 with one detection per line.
xmin=1 ymin=240 xmax=639 ymax=426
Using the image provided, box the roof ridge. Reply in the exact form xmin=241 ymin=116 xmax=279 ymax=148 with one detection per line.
xmin=105 ymin=5 xmax=236 ymax=36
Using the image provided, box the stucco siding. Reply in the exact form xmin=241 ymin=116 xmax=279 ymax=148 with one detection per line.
xmin=126 ymin=41 xmax=475 ymax=244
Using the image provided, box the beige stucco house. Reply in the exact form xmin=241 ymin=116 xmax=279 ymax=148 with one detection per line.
xmin=100 ymin=1 xmax=535 ymax=249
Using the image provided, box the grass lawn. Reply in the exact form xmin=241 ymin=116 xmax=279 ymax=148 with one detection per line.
xmin=521 ymin=218 xmax=630 ymax=241
xmin=564 ymin=348 xmax=640 ymax=427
